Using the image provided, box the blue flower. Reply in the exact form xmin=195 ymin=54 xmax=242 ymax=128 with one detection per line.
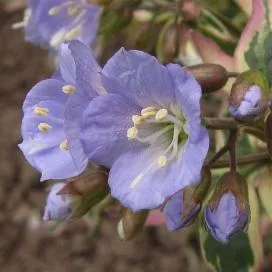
xmin=14 ymin=0 xmax=100 ymax=49
xmin=80 ymin=48 xmax=209 ymax=211
xmin=19 ymin=40 xmax=105 ymax=181
xmin=43 ymin=183 xmax=80 ymax=220
xmin=205 ymin=192 xmax=249 ymax=243
xmin=229 ymin=85 xmax=261 ymax=118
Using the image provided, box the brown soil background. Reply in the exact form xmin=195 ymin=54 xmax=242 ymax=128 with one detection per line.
xmin=0 ymin=3 xmax=212 ymax=272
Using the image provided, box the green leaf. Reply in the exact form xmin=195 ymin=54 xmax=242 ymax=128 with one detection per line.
xmin=243 ymin=0 xmax=272 ymax=85
xmin=199 ymin=183 xmax=262 ymax=272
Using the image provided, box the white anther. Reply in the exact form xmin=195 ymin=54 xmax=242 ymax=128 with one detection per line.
xmin=38 ymin=123 xmax=52 ymax=132
xmin=157 ymin=155 xmax=167 ymax=168
xmin=62 ymin=85 xmax=76 ymax=94
xmin=141 ymin=106 xmax=156 ymax=115
xmin=48 ymin=6 xmax=61 ymax=16
xmin=34 ymin=107 xmax=49 ymax=116
xmin=132 ymin=115 xmax=144 ymax=125
xmin=141 ymin=111 xmax=157 ymax=118
xmin=64 ymin=25 xmax=82 ymax=40
xmin=50 ymin=29 xmax=66 ymax=47
xmin=155 ymin=109 xmax=168 ymax=120
xmin=127 ymin=127 xmax=138 ymax=140
xmin=59 ymin=140 xmax=68 ymax=151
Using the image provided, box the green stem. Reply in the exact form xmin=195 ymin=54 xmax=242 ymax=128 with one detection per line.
xmin=203 ymin=117 xmax=237 ymax=130
xmin=212 ymin=152 xmax=270 ymax=169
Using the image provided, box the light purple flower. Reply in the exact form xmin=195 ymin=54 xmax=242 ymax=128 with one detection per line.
xmin=163 ymin=189 xmax=201 ymax=231
xmin=80 ymin=48 xmax=209 ymax=211
xmin=204 ymin=192 xmax=249 ymax=243
xmin=43 ymin=183 xmax=80 ymax=220
xmin=14 ymin=0 xmax=100 ymax=49
xmin=229 ymin=85 xmax=261 ymax=117
xmin=19 ymin=40 xmax=105 ymax=181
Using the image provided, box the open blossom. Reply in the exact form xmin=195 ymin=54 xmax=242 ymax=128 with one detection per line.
xmin=80 ymin=48 xmax=209 ymax=211
xmin=13 ymin=0 xmax=100 ymax=49
xmin=19 ymin=40 xmax=105 ymax=181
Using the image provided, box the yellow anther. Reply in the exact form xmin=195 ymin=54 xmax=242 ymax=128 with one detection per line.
xmin=132 ymin=115 xmax=144 ymax=125
xmin=48 ymin=6 xmax=61 ymax=16
xmin=142 ymin=111 xmax=156 ymax=118
xmin=141 ymin=106 xmax=156 ymax=115
xmin=155 ymin=109 xmax=168 ymax=120
xmin=157 ymin=155 xmax=167 ymax=168
xmin=59 ymin=140 xmax=69 ymax=151
xmin=64 ymin=25 xmax=82 ymax=40
xmin=34 ymin=107 xmax=49 ymax=116
xmin=38 ymin=123 xmax=52 ymax=132
xmin=62 ymin=85 xmax=76 ymax=94
xmin=127 ymin=127 xmax=138 ymax=140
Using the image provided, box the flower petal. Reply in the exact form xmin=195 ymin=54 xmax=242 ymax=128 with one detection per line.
xmin=108 ymin=128 xmax=209 ymax=211
xmin=80 ymin=93 xmax=141 ymax=167
xmin=102 ymin=48 xmax=175 ymax=108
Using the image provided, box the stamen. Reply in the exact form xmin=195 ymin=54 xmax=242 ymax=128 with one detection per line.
xmin=38 ymin=123 xmax=52 ymax=132
xmin=130 ymin=173 xmax=144 ymax=189
xmin=59 ymin=140 xmax=69 ymax=151
xmin=34 ymin=107 xmax=49 ymax=117
xmin=62 ymin=85 xmax=76 ymax=94
xmin=50 ymin=29 xmax=66 ymax=47
xmin=12 ymin=8 xmax=31 ymax=29
xmin=141 ymin=107 xmax=156 ymax=115
xmin=127 ymin=127 xmax=138 ymax=140
xmin=142 ymin=111 xmax=157 ymax=118
xmin=155 ymin=109 xmax=168 ymax=120
xmin=136 ymin=125 xmax=172 ymax=143
xmin=132 ymin=115 xmax=144 ymax=125
xmin=157 ymin=155 xmax=167 ymax=168
xmin=64 ymin=25 xmax=82 ymax=40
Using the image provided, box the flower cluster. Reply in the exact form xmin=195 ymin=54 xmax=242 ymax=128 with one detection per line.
xmin=19 ymin=39 xmax=212 ymax=235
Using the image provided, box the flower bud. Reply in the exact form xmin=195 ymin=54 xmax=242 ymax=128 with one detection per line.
xmin=50 ymin=163 xmax=110 ymax=219
xmin=186 ymin=64 xmax=229 ymax=93
xmin=204 ymin=172 xmax=250 ymax=243
xmin=229 ymin=70 xmax=268 ymax=119
xmin=43 ymin=183 xmax=80 ymax=221
xmin=117 ymin=209 xmax=148 ymax=240
xmin=163 ymin=167 xmax=211 ymax=231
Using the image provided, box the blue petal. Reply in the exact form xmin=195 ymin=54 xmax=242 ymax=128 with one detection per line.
xmin=102 ymin=48 xmax=175 ymax=108
xmin=80 ymin=93 xmax=141 ymax=167
xmin=23 ymin=79 xmax=67 ymax=111
xmin=205 ymin=193 xmax=249 ymax=243
xmin=167 ymin=64 xmax=202 ymax=142
xmin=163 ymin=190 xmax=200 ymax=231
xmin=108 ymin=128 xmax=208 ymax=211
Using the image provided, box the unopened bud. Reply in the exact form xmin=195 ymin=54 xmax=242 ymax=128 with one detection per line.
xmin=265 ymin=111 xmax=272 ymax=159
xmin=204 ymin=172 xmax=250 ymax=243
xmin=117 ymin=209 xmax=148 ymax=240
xmin=43 ymin=183 xmax=80 ymax=221
xmin=164 ymin=167 xmax=211 ymax=231
xmin=229 ymin=70 xmax=269 ymax=120
xmin=180 ymin=0 xmax=202 ymax=22
xmin=58 ymin=163 xmax=110 ymax=218
xmin=186 ymin=64 xmax=229 ymax=93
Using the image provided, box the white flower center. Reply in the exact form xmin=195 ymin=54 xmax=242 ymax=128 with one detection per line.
xmin=127 ymin=106 xmax=187 ymax=168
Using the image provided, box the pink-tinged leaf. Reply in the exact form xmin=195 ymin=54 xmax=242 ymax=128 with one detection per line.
xmin=234 ymin=0 xmax=253 ymax=16
xmin=145 ymin=210 xmax=165 ymax=226
xmin=234 ymin=0 xmax=272 ymax=72
xmin=178 ymin=27 xmax=235 ymax=71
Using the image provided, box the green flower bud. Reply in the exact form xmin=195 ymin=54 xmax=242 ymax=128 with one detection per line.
xmin=117 ymin=209 xmax=148 ymax=240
